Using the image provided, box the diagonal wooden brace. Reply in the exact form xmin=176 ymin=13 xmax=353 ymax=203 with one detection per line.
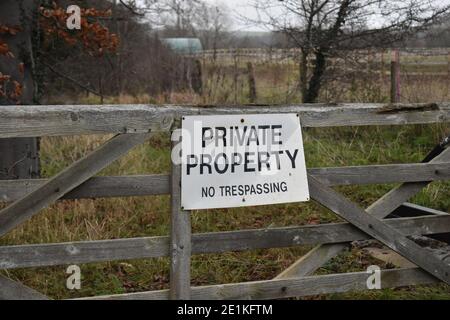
xmin=0 ymin=275 xmax=50 ymax=300
xmin=275 ymin=147 xmax=450 ymax=279
xmin=0 ymin=133 xmax=152 ymax=238
xmin=308 ymin=175 xmax=450 ymax=284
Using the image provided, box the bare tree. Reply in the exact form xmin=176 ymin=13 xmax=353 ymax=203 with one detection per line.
xmin=249 ymin=0 xmax=450 ymax=102
xmin=0 ymin=0 xmax=160 ymax=180
xmin=194 ymin=2 xmax=231 ymax=59
xmin=0 ymin=0 xmax=40 ymax=180
xmin=124 ymin=0 xmax=170 ymax=26
xmin=157 ymin=0 xmax=203 ymax=36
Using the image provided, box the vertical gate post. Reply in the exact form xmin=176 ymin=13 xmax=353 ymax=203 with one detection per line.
xmin=390 ymin=49 xmax=401 ymax=103
xmin=170 ymin=130 xmax=192 ymax=300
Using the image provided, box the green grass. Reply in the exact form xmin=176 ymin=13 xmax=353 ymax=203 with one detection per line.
xmin=1 ymin=55 xmax=450 ymax=299
xmin=1 ymin=123 xmax=449 ymax=300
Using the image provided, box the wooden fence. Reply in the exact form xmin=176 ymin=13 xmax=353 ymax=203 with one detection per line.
xmin=0 ymin=103 xmax=449 ymax=300
xmin=189 ymin=48 xmax=450 ymax=105
xmin=191 ymin=48 xmax=450 ymax=71
xmin=192 ymin=47 xmax=450 ymax=63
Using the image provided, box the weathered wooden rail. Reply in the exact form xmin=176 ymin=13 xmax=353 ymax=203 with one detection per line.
xmin=0 ymin=103 xmax=449 ymax=300
xmin=0 ymin=103 xmax=449 ymax=138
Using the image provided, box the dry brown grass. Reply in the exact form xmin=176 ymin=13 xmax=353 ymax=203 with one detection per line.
xmin=1 ymin=58 xmax=449 ymax=299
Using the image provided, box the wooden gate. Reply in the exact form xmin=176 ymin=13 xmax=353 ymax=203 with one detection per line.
xmin=0 ymin=103 xmax=449 ymax=300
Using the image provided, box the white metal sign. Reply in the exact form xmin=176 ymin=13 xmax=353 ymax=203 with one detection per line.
xmin=181 ymin=114 xmax=309 ymax=210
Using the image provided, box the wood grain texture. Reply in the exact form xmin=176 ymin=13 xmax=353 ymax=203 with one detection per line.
xmin=170 ymin=133 xmax=191 ymax=300
xmin=0 ymin=103 xmax=448 ymax=138
xmin=394 ymin=203 xmax=449 ymax=217
xmin=277 ymin=147 xmax=450 ymax=279
xmin=308 ymin=175 xmax=450 ymax=284
xmin=0 ymin=175 xmax=170 ymax=202
xmin=0 ymin=276 xmax=50 ymax=300
xmin=0 ymin=133 xmax=152 ymax=237
xmin=75 ymin=267 xmax=437 ymax=300
xmin=368 ymin=148 xmax=450 ymax=219
xmin=274 ymin=243 xmax=348 ymax=280
xmin=310 ymin=162 xmax=450 ymax=186
xmin=1 ymin=215 xmax=448 ymax=269
xmin=1 ymin=162 xmax=448 ymax=202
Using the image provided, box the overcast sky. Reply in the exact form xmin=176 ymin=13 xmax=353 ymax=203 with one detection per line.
xmin=204 ymin=0 xmax=270 ymax=31
xmin=203 ymin=0 xmax=450 ymax=31
xmin=137 ymin=0 xmax=450 ymax=32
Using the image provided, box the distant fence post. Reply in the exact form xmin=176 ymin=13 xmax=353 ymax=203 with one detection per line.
xmin=170 ymin=130 xmax=191 ymax=300
xmin=247 ymin=62 xmax=257 ymax=103
xmin=192 ymin=59 xmax=203 ymax=95
xmin=233 ymin=49 xmax=239 ymax=104
xmin=390 ymin=49 xmax=401 ymax=103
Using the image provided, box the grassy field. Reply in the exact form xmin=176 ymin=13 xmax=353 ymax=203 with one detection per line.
xmin=1 ymin=57 xmax=449 ymax=300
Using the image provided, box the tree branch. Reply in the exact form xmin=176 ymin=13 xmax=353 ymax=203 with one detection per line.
xmin=41 ymin=61 xmax=102 ymax=97
xmin=119 ymin=0 xmax=145 ymax=16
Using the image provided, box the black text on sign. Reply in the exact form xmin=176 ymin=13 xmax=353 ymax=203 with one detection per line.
xmin=181 ymin=114 xmax=309 ymax=210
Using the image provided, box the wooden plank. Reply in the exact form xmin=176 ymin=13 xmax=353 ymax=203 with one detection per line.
xmin=310 ymin=162 xmax=450 ymax=186
xmin=391 ymin=203 xmax=449 ymax=218
xmin=363 ymin=247 xmax=416 ymax=268
xmin=402 ymin=203 xmax=448 ymax=216
xmin=368 ymin=148 xmax=450 ymax=219
xmin=1 ymin=215 xmax=448 ymax=269
xmin=274 ymin=244 xmax=348 ymax=280
xmin=1 ymin=162 xmax=448 ymax=202
xmin=75 ymin=267 xmax=437 ymax=300
xmin=308 ymin=175 xmax=450 ymax=284
xmin=0 ymin=133 xmax=152 ymax=237
xmin=0 ymin=275 xmax=50 ymax=300
xmin=365 ymin=236 xmax=450 ymax=268
xmin=169 ymin=132 xmax=191 ymax=300
xmin=276 ymin=147 xmax=450 ymax=279
xmin=0 ymin=236 xmax=169 ymax=269
xmin=0 ymin=175 xmax=170 ymax=202
xmin=66 ymin=175 xmax=169 ymax=199
xmin=0 ymin=103 xmax=448 ymax=138
xmin=0 ymin=105 xmax=174 ymax=138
